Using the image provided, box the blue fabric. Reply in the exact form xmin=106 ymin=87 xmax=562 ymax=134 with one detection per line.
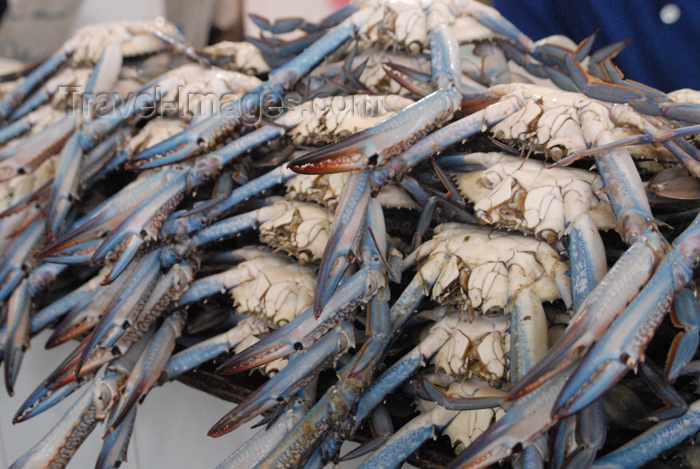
xmin=493 ymin=0 xmax=700 ymax=92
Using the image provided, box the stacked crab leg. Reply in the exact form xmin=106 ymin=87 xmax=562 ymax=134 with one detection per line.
xmin=0 ymin=1 xmax=699 ymax=468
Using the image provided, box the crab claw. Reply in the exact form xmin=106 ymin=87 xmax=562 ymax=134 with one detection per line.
xmin=4 ymin=278 xmax=32 ymax=396
xmin=75 ymin=250 xmax=163 ymax=378
xmin=45 ymin=132 xmax=83 ymax=239
xmin=41 ymin=169 xmax=179 ymax=260
xmin=554 ymin=214 xmax=700 ymax=418
xmin=215 ymin=386 xmax=315 ymax=469
xmin=13 ymin=377 xmax=85 ymax=424
xmin=208 ymin=322 xmax=353 ymax=437
xmin=8 ymin=368 xmax=122 ymax=469
xmin=45 ymin=270 xmax=125 ymax=348
xmin=312 ymin=168 xmax=370 ymax=317
xmin=0 ymin=219 xmax=44 ymax=305
xmin=506 ymin=228 xmax=666 ymax=401
xmin=105 ymin=312 xmax=185 ymax=437
xmin=160 ymin=316 xmax=268 ymax=382
xmin=287 ymin=89 xmax=461 ymax=174
xmin=448 ymin=369 xmax=572 ymax=469
xmin=89 ymin=168 xmax=188 ymax=282
xmin=217 ymin=262 xmax=376 ymax=374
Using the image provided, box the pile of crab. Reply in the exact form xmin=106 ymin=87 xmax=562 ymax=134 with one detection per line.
xmin=0 ymin=1 xmax=699 ymax=468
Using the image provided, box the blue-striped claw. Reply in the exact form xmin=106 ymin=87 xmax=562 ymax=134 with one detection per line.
xmin=554 ymin=213 xmax=700 ymax=418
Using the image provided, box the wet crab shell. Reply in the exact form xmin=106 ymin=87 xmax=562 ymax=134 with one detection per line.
xmin=411 ymin=223 xmax=567 ymax=312
xmin=67 ymin=19 xmax=182 ymax=65
xmin=286 ymin=172 xmax=419 ymax=211
xmin=416 ymin=378 xmax=506 ymax=451
xmin=288 ymin=94 xmax=415 ymax=146
xmin=258 ymin=200 xmax=332 ymax=266
xmin=227 ymin=252 xmax=316 ymax=326
xmin=454 ymin=152 xmax=618 ymax=242
xmin=431 ymin=313 xmax=511 ymax=382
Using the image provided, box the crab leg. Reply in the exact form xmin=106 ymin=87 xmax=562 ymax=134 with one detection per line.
xmin=3 ymin=278 xmax=31 ymax=395
xmin=666 ymin=288 xmax=700 ymax=382
xmin=0 ymin=116 xmax=74 ymax=184
xmin=105 ymin=312 xmax=186 ymax=435
xmin=131 ymin=6 xmax=371 ymax=164
xmin=161 ymin=164 xmax=296 ymax=237
xmin=0 ymin=219 xmax=44 ymax=303
xmin=353 ymin=311 xmax=487 ymax=424
xmin=97 ymin=406 xmax=136 ymax=469
xmin=207 ymin=321 xmax=354 ymax=437
xmin=313 ymin=168 xmax=370 ymax=315
xmin=591 ymin=399 xmax=700 ymax=469
xmin=75 ymin=250 xmax=163 ymax=376
xmin=216 ymin=259 xmax=381 ymax=374
xmin=42 ymin=168 xmax=182 ymax=260
xmin=41 ymin=270 xmax=112 ymax=347
xmin=448 ymin=368 xmax=573 ymax=469
xmin=8 ymin=369 xmax=123 ymax=469
xmin=251 ymin=198 xmax=398 ymax=468
xmin=214 ymin=386 xmax=315 ymax=469
xmin=554 ymin=213 xmax=700 ymax=417
xmin=360 ymin=380 xmax=504 ymax=469
xmin=159 ymin=315 xmax=269 ymax=382
xmin=0 ymin=47 xmax=76 ymax=121
xmin=257 ymin=267 xmax=451 ymax=468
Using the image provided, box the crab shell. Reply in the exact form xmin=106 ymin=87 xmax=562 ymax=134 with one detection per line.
xmin=227 ymin=251 xmax=315 ymax=326
xmin=201 ymin=41 xmax=271 ymax=75
xmin=454 ymin=152 xmax=618 ymax=242
xmin=417 ymin=378 xmax=505 ymax=450
xmin=412 ymin=223 xmax=568 ymax=313
xmin=67 ymin=19 xmax=182 ymax=65
xmin=165 ymin=64 xmax=262 ymax=119
xmin=487 ymin=83 xmax=675 ymax=162
xmin=286 ymin=172 xmax=419 ymax=211
xmin=287 ymin=94 xmax=415 ymax=146
xmin=431 ymin=313 xmax=511 ymax=383
xmin=258 ymin=200 xmax=331 ymax=266
xmin=357 ymin=0 xmax=525 ymax=53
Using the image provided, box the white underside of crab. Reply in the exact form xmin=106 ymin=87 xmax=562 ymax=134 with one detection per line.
xmin=409 ymin=223 xmax=569 ymax=312
xmin=430 ymin=312 xmax=511 ymax=382
xmin=416 ymin=377 xmax=505 ymax=450
xmin=201 ymin=41 xmax=271 ymax=75
xmin=0 ymin=156 xmax=54 ymax=215
xmin=668 ymin=88 xmax=700 ymax=105
xmin=152 ymin=64 xmax=262 ymax=120
xmin=258 ymin=199 xmax=332 ymax=265
xmin=455 ymin=152 xmax=617 ymax=242
xmin=125 ymin=118 xmax=189 ymax=157
xmin=66 ymin=19 xmax=181 ymax=65
xmin=286 ymin=172 xmax=419 ymax=211
xmin=487 ymin=83 xmax=670 ymax=160
xmin=355 ymin=0 xmax=530 ymax=53
xmin=285 ymin=94 xmax=414 ymax=146
xmin=227 ymin=251 xmax=315 ymax=326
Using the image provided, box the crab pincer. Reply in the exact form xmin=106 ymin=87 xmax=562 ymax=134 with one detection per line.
xmin=553 ymin=213 xmax=700 ymax=418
